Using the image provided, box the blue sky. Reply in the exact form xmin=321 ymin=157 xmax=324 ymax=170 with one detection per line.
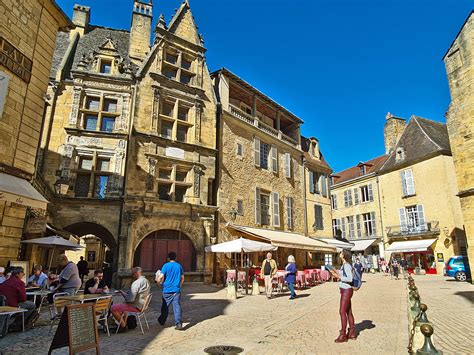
xmin=56 ymin=0 xmax=472 ymax=172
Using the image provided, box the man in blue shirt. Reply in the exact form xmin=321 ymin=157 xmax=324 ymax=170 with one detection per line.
xmin=156 ymin=252 xmax=184 ymax=330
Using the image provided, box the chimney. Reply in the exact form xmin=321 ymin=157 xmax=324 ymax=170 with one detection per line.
xmin=129 ymin=0 xmax=153 ymax=63
xmin=72 ymin=4 xmax=90 ymax=36
xmin=384 ymin=112 xmax=406 ymax=154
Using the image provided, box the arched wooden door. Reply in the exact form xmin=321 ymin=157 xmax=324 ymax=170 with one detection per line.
xmin=136 ymin=230 xmax=196 ymax=272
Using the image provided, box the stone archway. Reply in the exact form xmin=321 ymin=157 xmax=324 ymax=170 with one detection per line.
xmin=64 ymin=222 xmax=117 ymax=276
xmin=134 ymin=230 xmax=197 ymax=272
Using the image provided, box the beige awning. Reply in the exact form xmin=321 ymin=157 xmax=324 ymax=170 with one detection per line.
xmin=0 ymin=173 xmax=48 ymax=209
xmin=229 ymin=225 xmax=336 ymax=252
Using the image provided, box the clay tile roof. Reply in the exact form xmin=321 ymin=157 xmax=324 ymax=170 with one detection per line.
xmin=332 ymin=155 xmax=388 ymax=185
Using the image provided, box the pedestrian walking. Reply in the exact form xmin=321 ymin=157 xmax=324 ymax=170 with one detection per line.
xmin=260 ymin=252 xmax=277 ymax=299
xmin=77 ymin=256 xmax=88 ymax=283
xmin=328 ymin=250 xmax=357 ymax=343
xmin=392 ymin=259 xmax=400 ymax=280
xmin=354 ymin=258 xmax=363 ymax=281
xmin=400 ymin=258 xmax=408 ymax=279
xmin=157 ymin=252 xmax=185 ymax=330
xmin=285 ymin=255 xmax=297 ymax=300
xmin=380 ymin=258 xmax=387 ymax=275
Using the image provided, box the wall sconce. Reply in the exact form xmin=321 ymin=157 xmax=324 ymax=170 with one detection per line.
xmin=210 ymin=236 xmax=217 ymax=244
xmin=54 ymin=178 xmax=69 ymax=197
xmin=228 ymin=208 xmax=237 ymax=223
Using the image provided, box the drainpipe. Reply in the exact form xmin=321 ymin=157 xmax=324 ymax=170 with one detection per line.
xmin=302 ymin=156 xmax=308 ymax=236
xmin=376 ymin=175 xmax=385 ymax=258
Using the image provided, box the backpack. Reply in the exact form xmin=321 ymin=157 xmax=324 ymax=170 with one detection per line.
xmin=342 ymin=265 xmax=362 ymax=291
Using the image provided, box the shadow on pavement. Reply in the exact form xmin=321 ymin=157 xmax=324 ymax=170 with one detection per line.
xmin=271 ymin=293 xmax=310 ymax=299
xmin=355 ymin=319 xmax=376 ymax=335
xmin=454 ymin=291 xmax=474 ymax=303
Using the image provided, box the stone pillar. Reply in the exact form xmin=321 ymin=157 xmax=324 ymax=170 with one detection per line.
xmin=151 ymin=88 xmax=160 ymax=132
xmin=194 ymin=98 xmax=202 ymax=143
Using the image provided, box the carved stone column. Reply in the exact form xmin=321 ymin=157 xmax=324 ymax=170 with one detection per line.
xmin=194 ymin=98 xmax=202 ymax=143
xmin=146 ymin=158 xmax=157 ymax=192
xmin=151 ymin=88 xmax=160 ymax=132
xmin=69 ymin=87 xmax=82 ymax=126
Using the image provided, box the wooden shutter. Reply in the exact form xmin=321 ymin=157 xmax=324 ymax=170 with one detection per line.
xmin=341 ymin=218 xmax=346 ymax=238
xmin=417 ymin=205 xmax=425 ymax=229
xmin=406 ymin=169 xmax=415 ymax=195
xmin=272 ymin=192 xmax=280 ymax=227
xmin=353 ymin=188 xmax=359 ymax=205
xmin=314 ymin=205 xmax=323 ymax=230
xmin=254 ymin=137 xmax=261 ymax=167
xmin=271 ymin=146 xmax=278 ymax=173
xmin=399 ymin=207 xmax=407 ymax=232
xmin=139 ymin=239 xmax=155 ymax=272
xmin=368 ymin=184 xmax=374 ymax=201
xmin=315 ymin=173 xmax=320 ymax=194
xmin=255 ymin=187 xmax=261 ymax=224
xmin=309 ymin=171 xmax=314 ymax=193
xmin=370 ymin=212 xmax=377 ymax=235
xmin=286 ymin=197 xmax=293 ymax=229
xmin=284 ymin=153 xmax=291 ymax=178
xmin=321 ymin=175 xmax=327 ymax=197
xmin=400 ymin=170 xmax=407 ymax=196
xmin=348 ymin=190 xmax=353 ymax=205
xmin=356 ymin=214 xmax=362 ymax=237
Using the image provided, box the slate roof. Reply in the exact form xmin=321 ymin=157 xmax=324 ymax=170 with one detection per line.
xmin=50 ymin=31 xmax=71 ymax=80
xmin=332 ymin=155 xmax=388 ymax=185
xmin=51 ymin=25 xmax=135 ymax=80
xmin=379 ymin=116 xmax=451 ymax=173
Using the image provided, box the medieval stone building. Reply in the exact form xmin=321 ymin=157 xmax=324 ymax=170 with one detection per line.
xmin=443 ymin=11 xmax=474 ymax=280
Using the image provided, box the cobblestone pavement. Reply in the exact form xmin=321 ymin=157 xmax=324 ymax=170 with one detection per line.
xmin=0 ymin=273 xmax=468 ymax=355
xmin=410 ymin=274 xmax=474 ymax=354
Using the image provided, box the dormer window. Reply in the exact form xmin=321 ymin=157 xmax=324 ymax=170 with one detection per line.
xmin=359 ymin=165 xmax=366 ymax=175
xmin=99 ymin=59 xmax=112 ymax=74
xmin=396 ymin=147 xmax=406 ymax=161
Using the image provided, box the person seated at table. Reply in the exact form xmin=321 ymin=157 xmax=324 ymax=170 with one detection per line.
xmin=0 ymin=267 xmax=6 ymax=284
xmin=52 ymin=254 xmax=81 ymax=296
xmin=0 ymin=267 xmax=39 ymax=330
xmin=28 ymin=265 xmax=48 ymax=288
xmin=111 ymin=267 xmax=150 ymax=333
xmin=84 ymin=269 xmax=109 ymax=295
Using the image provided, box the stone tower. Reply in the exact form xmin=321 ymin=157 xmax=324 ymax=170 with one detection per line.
xmin=384 ymin=112 xmax=406 ymax=154
xmin=129 ymin=0 xmax=152 ymax=63
xmin=444 ymin=11 xmax=474 ymax=281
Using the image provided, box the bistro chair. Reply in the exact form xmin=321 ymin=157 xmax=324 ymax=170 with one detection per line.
xmin=116 ymin=293 xmax=152 ymax=335
xmin=49 ymin=292 xmax=72 ymax=334
xmin=94 ymin=296 xmax=113 ymax=336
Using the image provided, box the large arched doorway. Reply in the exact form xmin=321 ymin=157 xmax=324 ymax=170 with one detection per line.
xmin=134 ymin=230 xmax=197 ymax=272
xmin=64 ymin=222 xmax=117 ymax=282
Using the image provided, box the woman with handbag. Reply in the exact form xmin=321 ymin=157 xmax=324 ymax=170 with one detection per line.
xmin=328 ymin=249 xmax=357 ymax=343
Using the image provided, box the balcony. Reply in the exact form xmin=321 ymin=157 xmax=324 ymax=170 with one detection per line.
xmin=228 ymin=104 xmax=298 ymax=148
xmin=386 ymin=221 xmax=440 ymax=238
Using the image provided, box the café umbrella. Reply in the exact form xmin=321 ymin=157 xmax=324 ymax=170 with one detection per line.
xmin=21 ymin=235 xmax=84 ymax=271
xmin=205 ymin=237 xmax=277 ymax=267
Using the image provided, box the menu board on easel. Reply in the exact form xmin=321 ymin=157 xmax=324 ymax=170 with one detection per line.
xmin=48 ymin=303 xmax=99 ymax=355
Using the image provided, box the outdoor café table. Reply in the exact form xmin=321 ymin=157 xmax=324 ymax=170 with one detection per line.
xmin=56 ymin=294 xmax=111 ymax=304
xmin=0 ymin=306 xmax=28 ymax=332
xmin=26 ymin=290 xmax=52 ymax=313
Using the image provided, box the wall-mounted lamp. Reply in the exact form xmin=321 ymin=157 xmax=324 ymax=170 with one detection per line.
xmin=53 ymin=178 xmax=69 ymax=197
xmin=228 ymin=208 xmax=238 ymax=223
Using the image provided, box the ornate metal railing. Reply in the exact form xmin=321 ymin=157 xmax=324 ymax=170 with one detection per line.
xmin=386 ymin=221 xmax=440 ymax=238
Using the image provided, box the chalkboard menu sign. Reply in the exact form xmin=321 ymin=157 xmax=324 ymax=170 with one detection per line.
xmin=49 ymin=303 xmax=99 ymax=354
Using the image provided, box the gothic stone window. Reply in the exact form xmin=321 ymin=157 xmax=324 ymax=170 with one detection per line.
xmin=157 ymin=165 xmax=192 ymax=203
xmin=82 ymin=95 xmax=119 ymax=133
xmin=159 ymin=99 xmax=193 ymax=143
xmin=163 ymin=49 xmax=196 ymax=86
xmin=74 ymin=154 xmax=112 ymax=198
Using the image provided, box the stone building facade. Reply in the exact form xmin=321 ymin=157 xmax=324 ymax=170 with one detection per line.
xmin=0 ymin=0 xmax=70 ymax=267
xmin=443 ymin=11 xmax=474 ymax=280
xmin=212 ymin=69 xmax=334 ymax=272
xmin=331 ymin=113 xmax=466 ymax=275
xmin=37 ymin=4 xmax=135 ymax=271
xmin=123 ymin=0 xmax=218 ymax=282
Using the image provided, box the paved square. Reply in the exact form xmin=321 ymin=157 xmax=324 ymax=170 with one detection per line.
xmin=0 ymin=273 xmax=472 ymax=354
